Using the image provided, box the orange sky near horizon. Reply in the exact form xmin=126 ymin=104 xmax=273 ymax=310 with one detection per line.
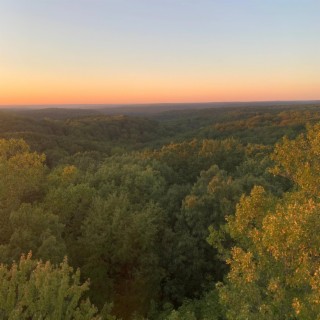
xmin=2 ymin=87 xmax=320 ymax=105
xmin=1 ymin=1 xmax=320 ymax=106
xmin=1 ymin=72 xmax=319 ymax=105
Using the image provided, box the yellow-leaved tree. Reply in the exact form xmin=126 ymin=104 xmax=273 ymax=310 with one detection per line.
xmin=209 ymin=124 xmax=320 ymax=319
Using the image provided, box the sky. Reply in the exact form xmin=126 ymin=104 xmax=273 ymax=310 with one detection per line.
xmin=0 ymin=0 xmax=320 ymax=105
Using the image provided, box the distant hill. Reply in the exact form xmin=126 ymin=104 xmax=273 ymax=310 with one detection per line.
xmin=1 ymin=101 xmax=320 ymax=166
xmin=2 ymin=100 xmax=320 ymax=118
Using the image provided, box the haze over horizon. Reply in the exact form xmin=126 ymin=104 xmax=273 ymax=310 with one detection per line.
xmin=1 ymin=0 xmax=320 ymax=105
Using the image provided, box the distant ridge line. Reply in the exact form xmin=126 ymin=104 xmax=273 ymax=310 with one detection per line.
xmin=1 ymin=100 xmax=320 ymax=110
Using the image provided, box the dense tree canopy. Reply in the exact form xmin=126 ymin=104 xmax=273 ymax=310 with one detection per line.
xmin=211 ymin=124 xmax=320 ymax=320
xmin=0 ymin=104 xmax=319 ymax=319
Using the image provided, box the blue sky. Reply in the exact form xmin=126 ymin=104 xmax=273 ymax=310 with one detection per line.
xmin=1 ymin=0 xmax=320 ymax=104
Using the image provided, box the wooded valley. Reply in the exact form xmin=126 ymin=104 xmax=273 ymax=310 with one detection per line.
xmin=1 ymin=102 xmax=320 ymax=319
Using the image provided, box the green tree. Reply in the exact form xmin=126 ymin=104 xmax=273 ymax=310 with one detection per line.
xmin=0 ymin=204 xmax=66 ymax=264
xmin=0 ymin=139 xmax=46 ymax=246
xmin=163 ymin=289 xmax=222 ymax=320
xmin=0 ymin=253 xmax=101 ymax=319
xmin=43 ymin=174 xmax=96 ymax=265
xmin=80 ymin=194 xmax=164 ymax=320
xmin=212 ymin=124 xmax=320 ymax=319
xmin=0 ymin=138 xmax=45 ymax=208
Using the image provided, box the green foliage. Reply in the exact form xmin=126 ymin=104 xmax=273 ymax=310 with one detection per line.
xmin=43 ymin=181 xmax=96 ymax=263
xmin=0 ymin=204 xmax=65 ymax=264
xmin=0 ymin=138 xmax=46 ymax=209
xmin=150 ymin=289 xmax=223 ymax=320
xmin=201 ymin=108 xmax=320 ymax=144
xmin=214 ymin=124 xmax=320 ymax=319
xmin=0 ymin=139 xmax=46 ymax=248
xmin=272 ymin=123 xmax=320 ymax=195
xmin=92 ymin=155 xmax=167 ymax=205
xmin=0 ymin=113 xmax=167 ymax=166
xmin=81 ymin=195 xmax=163 ymax=319
xmin=1 ymin=104 xmax=319 ymax=319
xmin=164 ymin=289 xmax=222 ymax=320
xmin=70 ymin=154 xmax=168 ymax=318
xmin=0 ymin=253 xmax=100 ymax=319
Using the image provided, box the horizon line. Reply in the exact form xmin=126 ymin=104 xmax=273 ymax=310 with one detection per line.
xmin=1 ymin=99 xmax=320 ymax=108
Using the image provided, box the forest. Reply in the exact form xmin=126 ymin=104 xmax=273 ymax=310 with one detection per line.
xmin=1 ymin=102 xmax=320 ymax=319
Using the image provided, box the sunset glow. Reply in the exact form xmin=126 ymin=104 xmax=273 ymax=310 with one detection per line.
xmin=1 ymin=0 xmax=320 ymax=105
